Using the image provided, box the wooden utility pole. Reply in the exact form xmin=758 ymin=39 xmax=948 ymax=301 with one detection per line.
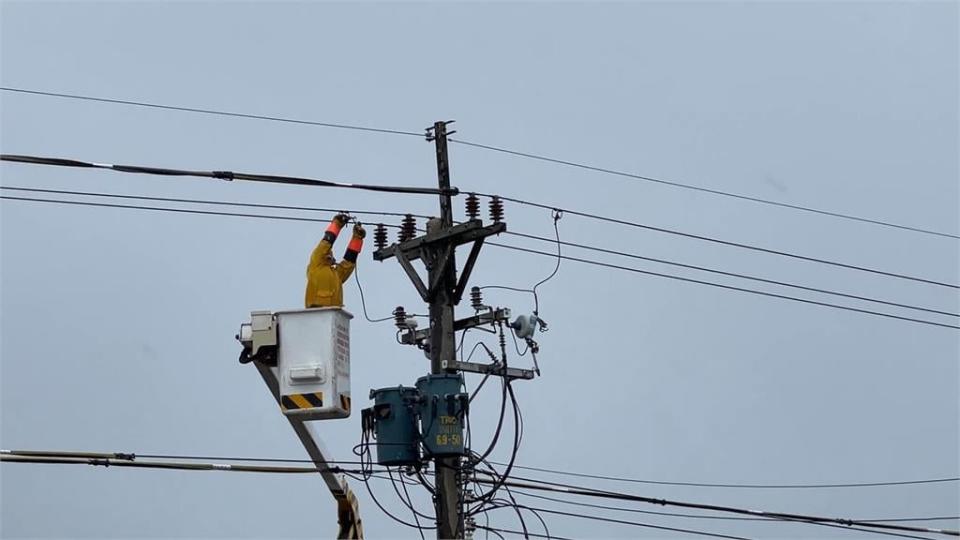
xmin=372 ymin=120 xmax=508 ymax=539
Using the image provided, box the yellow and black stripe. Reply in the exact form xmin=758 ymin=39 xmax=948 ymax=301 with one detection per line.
xmin=281 ymin=392 xmax=324 ymax=411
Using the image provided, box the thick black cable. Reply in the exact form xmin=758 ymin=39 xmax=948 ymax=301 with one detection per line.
xmin=477 ymin=193 xmax=959 ymax=289
xmin=4 ymin=195 xmax=956 ymax=330
xmin=1 ymin=154 xmax=454 ymax=196
xmin=507 ymin=230 xmax=958 ymax=318
xmin=0 ymin=87 xmax=425 ymax=137
xmin=472 ymin=475 xmax=960 ymax=537
xmin=487 ymin=243 xmax=960 ymax=331
xmin=452 ymin=138 xmax=959 ymax=240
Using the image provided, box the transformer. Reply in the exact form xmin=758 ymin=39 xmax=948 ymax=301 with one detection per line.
xmin=416 ymin=373 xmax=468 ymax=457
xmin=367 ymin=386 xmax=421 ymax=466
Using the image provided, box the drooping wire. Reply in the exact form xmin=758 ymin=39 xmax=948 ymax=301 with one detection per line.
xmin=475 ymin=192 xmax=959 ymax=289
xmin=4 ymin=194 xmax=956 ymax=330
xmin=353 ymin=263 xmax=394 ymax=324
xmin=1 ymin=154 xmax=453 ymax=196
xmin=530 ymin=210 xmax=562 ymax=315
xmin=450 ymin=138 xmax=959 ymax=240
xmin=486 ymin=243 xmax=960 ymax=331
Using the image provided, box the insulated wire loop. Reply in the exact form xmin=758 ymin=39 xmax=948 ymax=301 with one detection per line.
xmin=1 ymin=154 xmax=453 ymax=196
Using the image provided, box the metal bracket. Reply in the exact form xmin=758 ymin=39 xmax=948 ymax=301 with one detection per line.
xmin=372 ymin=221 xmax=505 ymax=263
xmin=443 ymin=360 xmax=535 ymax=380
xmin=398 ymin=308 xmax=512 ymax=347
xmin=396 ymin=251 xmax=430 ymax=302
xmin=428 ymin=244 xmax=454 ymax=301
xmin=453 ymin=238 xmax=485 ymax=305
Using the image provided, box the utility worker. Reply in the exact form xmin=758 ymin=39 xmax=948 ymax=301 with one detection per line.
xmin=305 ymin=213 xmax=365 ymax=308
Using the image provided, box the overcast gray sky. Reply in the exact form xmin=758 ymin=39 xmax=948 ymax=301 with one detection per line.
xmin=1 ymin=1 xmax=958 ymax=539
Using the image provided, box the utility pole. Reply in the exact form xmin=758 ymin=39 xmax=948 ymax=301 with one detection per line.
xmin=372 ymin=120 xmax=509 ymax=539
xmin=428 ymin=120 xmax=462 ymax=540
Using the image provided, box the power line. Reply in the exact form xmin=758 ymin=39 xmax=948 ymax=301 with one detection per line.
xmin=451 ymin=138 xmax=959 ymax=240
xmin=488 ymin=461 xmax=960 ymax=490
xmin=0 ymin=87 xmax=425 ymax=137
xmin=486 ymin=242 xmax=960 ymax=331
xmin=478 ymin=502 xmax=754 ymax=540
xmin=0 ymin=186 xmax=432 ymax=220
xmin=0 ymin=453 xmax=369 ymax=475
xmin=477 ymin=525 xmax=575 ymax=540
xmin=510 ymin=489 xmax=959 ymax=524
xmin=4 ymin=194 xmax=957 ymax=330
xmin=471 ymin=475 xmax=960 ymax=538
xmin=506 ymin=230 xmax=958 ymax=318
xmin=478 ymin=193 xmax=959 ymax=290
xmin=1 ymin=154 xmax=454 ymax=196
xmin=7 ymin=450 xmax=956 ymax=533
xmin=8 ymin=186 xmax=951 ymax=320
xmin=4 ymin=86 xmax=954 ymax=241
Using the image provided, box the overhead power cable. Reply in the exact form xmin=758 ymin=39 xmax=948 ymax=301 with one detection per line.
xmin=471 ymin=475 xmax=960 ymax=537
xmin=7 ymin=186 xmax=951 ymax=321
xmin=0 ymin=87 xmax=425 ymax=137
xmin=479 ymin=501 xmax=753 ymax=540
xmin=4 ymin=86 xmax=954 ymax=240
xmin=0 ymin=186 xmax=433 ymax=220
xmin=506 ymin=230 xmax=958 ymax=318
xmin=0 ymin=453 xmax=370 ymax=475
xmin=510 ymin=490 xmax=959 ymax=525
xmin=0 ymin=154 xmax=455 ymax=196
xmin=477 ymin=193 xmax=959 ymax=290
xmin=451 ymin=138 xmax=959 ymax=240
xmin=486 ymin=243 xmax=960 ymax=331
xmin=7 ymin=449 xmax=955 ymax=535
xmin=488 ymin=461 xmax=960 ymax=490
xmin=3 ymin=194 xmax=957 ymax=330
xmin=477 ymin=525 xmax=575 ymax=540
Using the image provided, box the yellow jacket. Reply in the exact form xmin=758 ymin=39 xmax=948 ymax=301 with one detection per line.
xmin=305 ymin=219 xmax=363 ymax=308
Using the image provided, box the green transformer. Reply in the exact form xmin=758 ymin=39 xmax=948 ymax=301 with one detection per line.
xmin=367 ymin=386 xmax=420 ymax=466
xmin=416 ymin=373 xmax=468 ymax=457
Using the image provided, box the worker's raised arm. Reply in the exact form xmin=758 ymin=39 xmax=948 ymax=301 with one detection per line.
xmin=309 ymin=214 xmax=349 ymax=270
xmin=336 ymin=223 xmax=364 ymax=283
